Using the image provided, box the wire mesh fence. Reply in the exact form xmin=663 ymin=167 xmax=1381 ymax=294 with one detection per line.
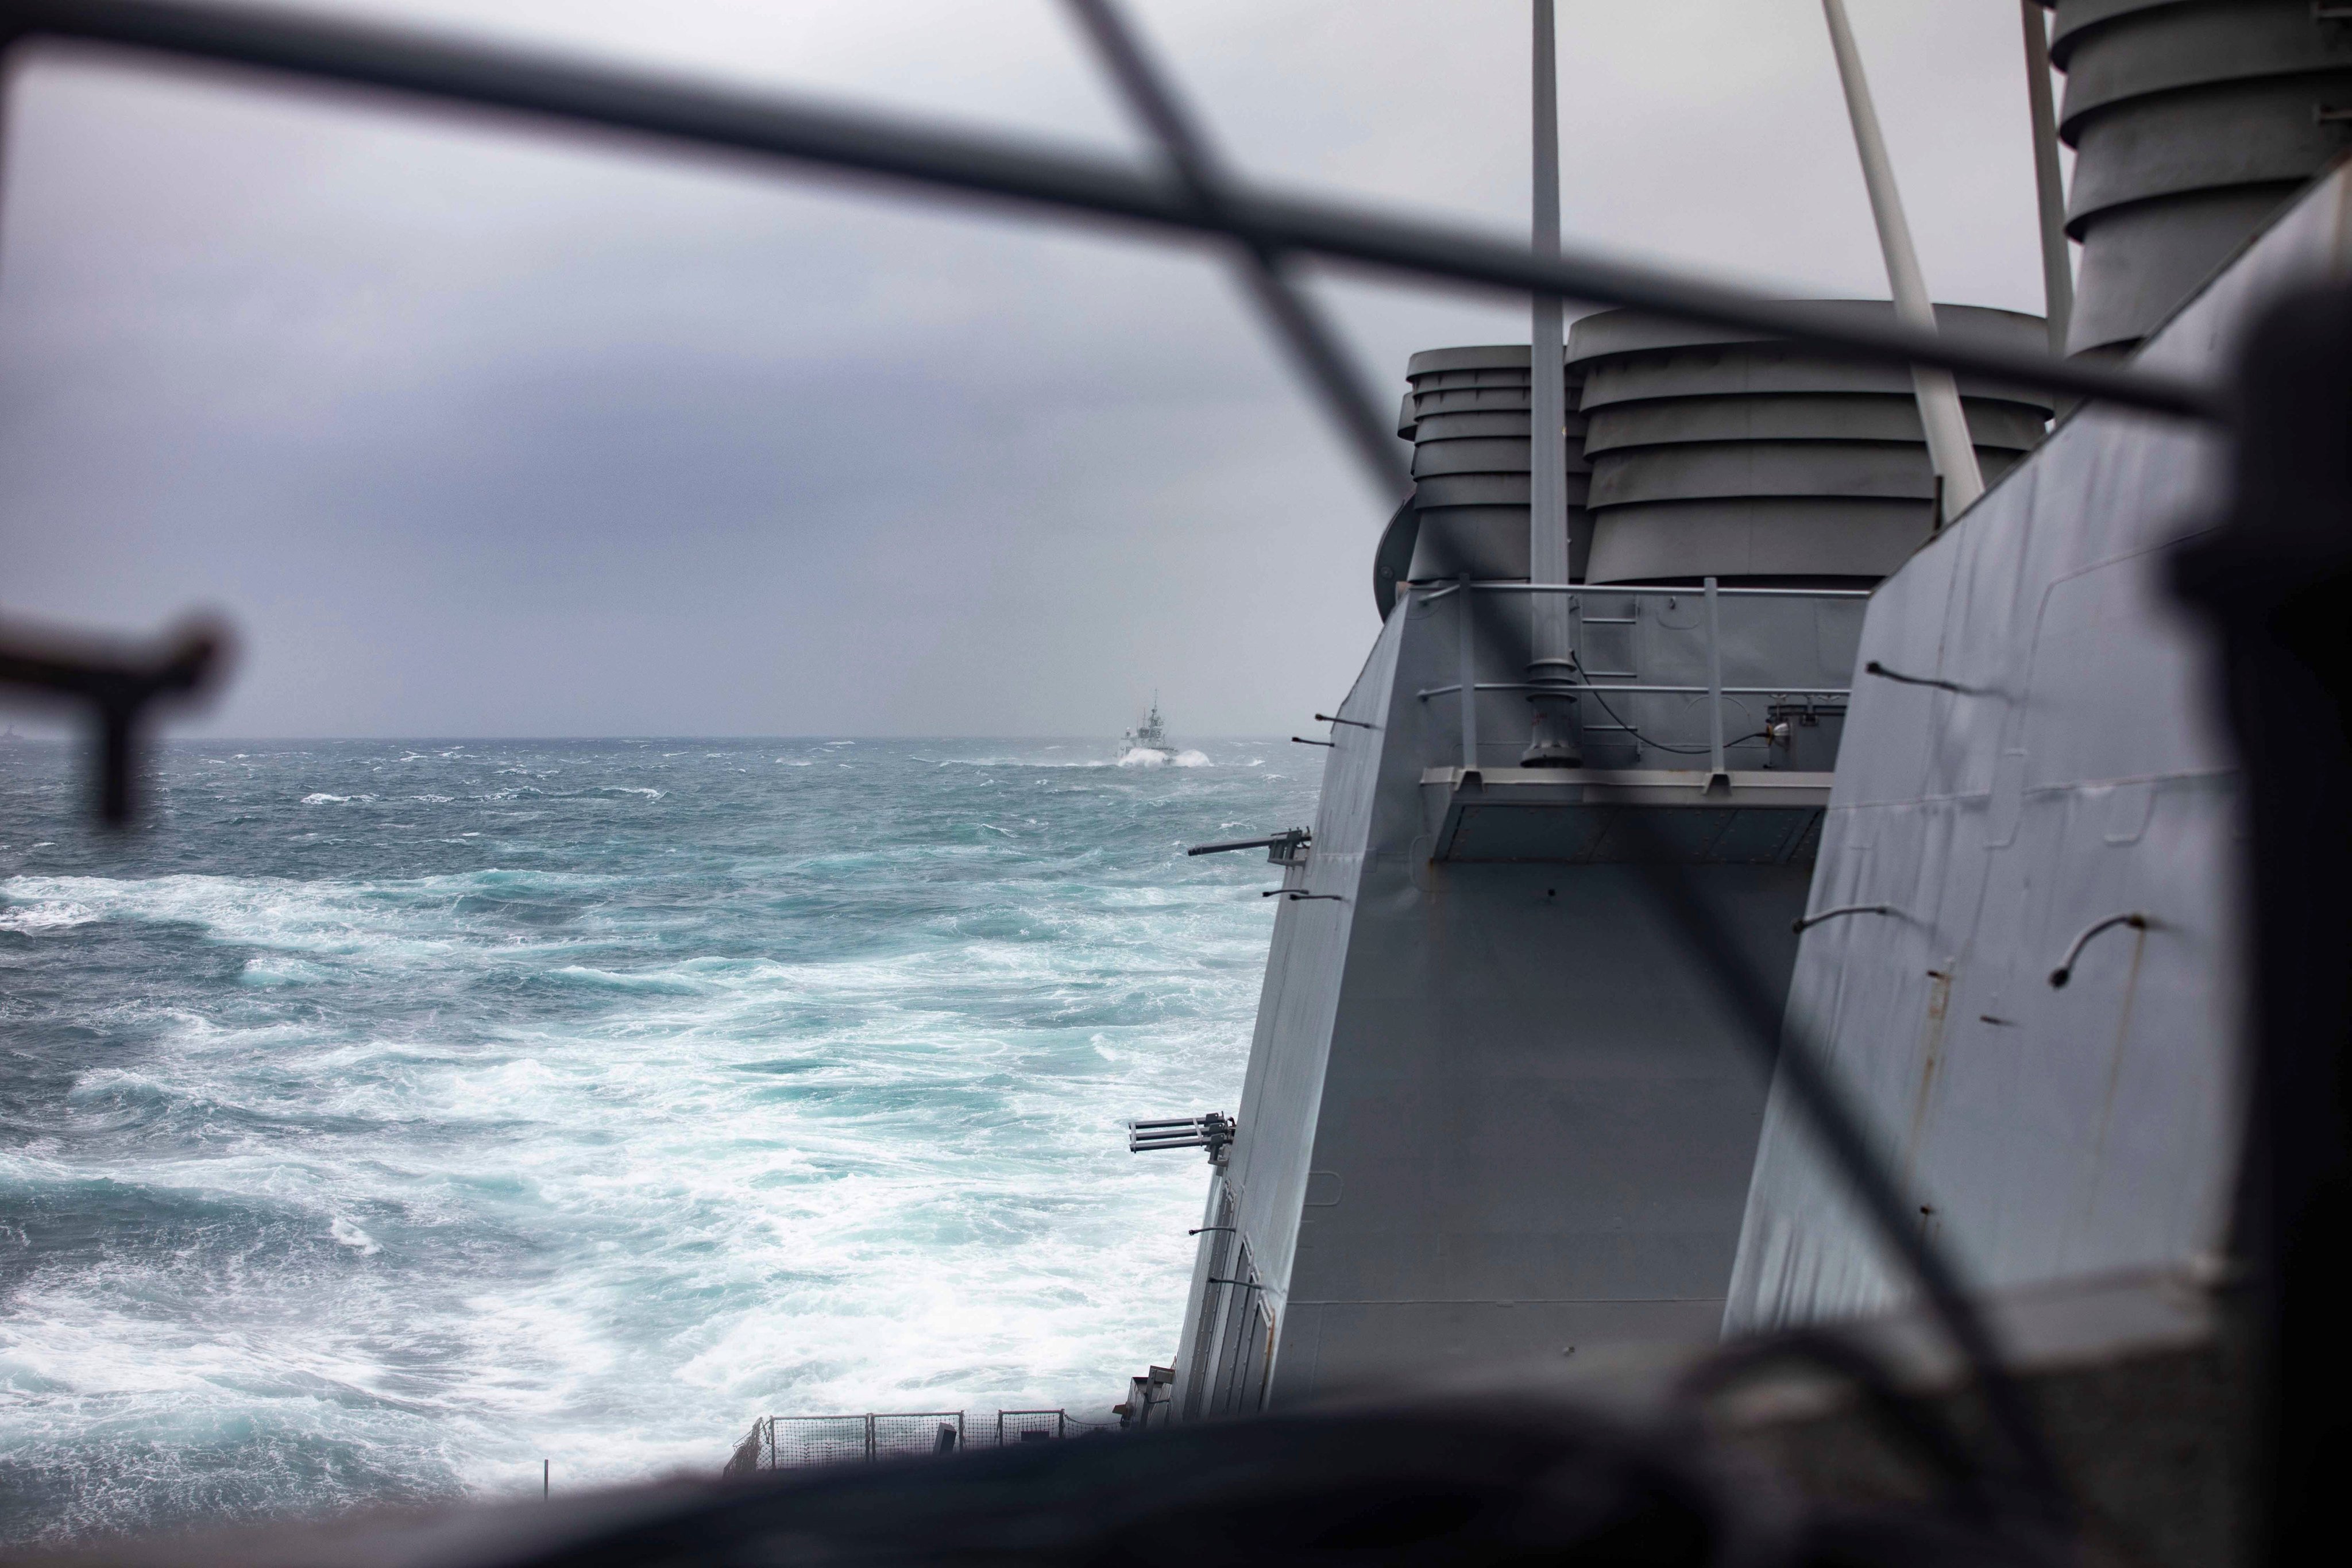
xmin=773 ymin=1415 xmax=883 ymax=1467
xmin=873 ymin=1412 xmax=967 ymax=1459
xmin=729 ymin=1409 xmax=1111 ymax=1472
xmin=995 ymin=1409 xmax=1067 ymax=1445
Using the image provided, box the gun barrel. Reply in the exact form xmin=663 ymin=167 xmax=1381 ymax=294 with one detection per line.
xmin=1186 ymin=835 xmax=1284 ymax=856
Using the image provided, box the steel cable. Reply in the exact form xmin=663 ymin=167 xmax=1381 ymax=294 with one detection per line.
xmin=1060 ymin=0 xmax=1408 ymax=501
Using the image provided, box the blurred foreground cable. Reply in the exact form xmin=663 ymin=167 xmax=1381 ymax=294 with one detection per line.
xmin=1061 ymin=0 xmax=1409 ymax=500
xmin=2171 ymin=280 xmax=2352 ymax=1568
xmin=0 ymin=618 xmax=228 ymax=824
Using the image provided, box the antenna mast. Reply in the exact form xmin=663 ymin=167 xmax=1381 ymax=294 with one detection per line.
xmin=2020 ymin=1 xmax=2073 ymax=357
xmin=1821 ymin=0 xmax=1985 ymax=522
xmin=1521 ymin=0 xmax=1581 ymax=766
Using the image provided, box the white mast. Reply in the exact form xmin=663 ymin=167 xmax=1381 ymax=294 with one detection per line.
xmin=1529 ymin=0 xmax=1567 ymax=602
xmin=1820 ymin=0 xmax=1984 ymax=522
xmin=2021 ymin=0 xmax=2073 ymax=357
xmin=1522 ymin=0 xmax=1579 ymax=764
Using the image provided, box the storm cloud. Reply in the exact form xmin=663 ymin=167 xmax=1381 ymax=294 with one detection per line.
xmin=1 ymin=1 xmax=2059 ymax=738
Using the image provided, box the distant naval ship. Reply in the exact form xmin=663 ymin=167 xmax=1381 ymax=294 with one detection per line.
xmin=1119 ymin=697 xmax=1177 ymax=764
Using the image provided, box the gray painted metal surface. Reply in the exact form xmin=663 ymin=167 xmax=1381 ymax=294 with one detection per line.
xmin=1567 ymin=304 xmax=2052 ymax=584
xmin=1525 ymin=2 xmax=1577 ymax=763
xmin=2052 ymin=0 xmax=2352 ymax=356
xmin=1169 ymin=613 xmax=1399 ymax=1422
xmin=1426 ymin=581 xmax=1863 ymax=772
xmin=1722 ymin=165 xmax=2352 ymax=1334
xmin=1401 ymin=346 xmax=1590 ymax=583
xmin=1156 ymin=7 xmax=2329 ymax=1435
xmin=1168 ymin=563 xmax=1875 ymax=1412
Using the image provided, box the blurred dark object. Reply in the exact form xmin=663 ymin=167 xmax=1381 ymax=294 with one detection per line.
xmin=0 ymin=616 xmax=230 ymax=824
xmin=12 ymin=1382 xmax=2030 ymax=1568
xmin=2174 ymin=278 xmax=2352 ymax=1568
xmin=17 ymin=1265 xmax=2243 ymax=1568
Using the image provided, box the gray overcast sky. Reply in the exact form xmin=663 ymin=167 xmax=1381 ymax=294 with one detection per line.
xmin=0 ymin=1 xmax=2060 ymax=738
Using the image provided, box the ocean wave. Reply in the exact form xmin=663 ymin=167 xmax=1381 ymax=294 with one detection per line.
xmin=549 ymin=964 xmax=705 ymax=994
xmin=0 ymin=739 xmax=1316 ymax=1540
xmin=0 ymin=901 xmax=100 ymax=933
xmin=240 ymin=955 xmax=332 ymax=987
xmin=328 ymin=1216 xmax=381 ymax=1256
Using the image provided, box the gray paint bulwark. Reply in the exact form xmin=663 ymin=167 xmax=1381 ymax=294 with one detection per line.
xmin=1724 ymin=165 xmax=2352 ymax=1333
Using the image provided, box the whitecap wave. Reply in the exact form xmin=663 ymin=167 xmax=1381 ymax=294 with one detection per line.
xmin=240 ymin=955 xmax=331 ymax=987
xmin=328 ymin=1216 xmax=380 ymax=1257
xmin=1115 ymin=747 xmax=1213 ymax=769
xmin=0 ymin=901 xmax=99 ymax=933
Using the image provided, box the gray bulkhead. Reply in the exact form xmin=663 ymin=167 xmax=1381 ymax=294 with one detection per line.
xmin=1171 ymin=589 xmax=1854 ymax=1418
xmin=1725 ymin=165 xmax=2352 ymax=1333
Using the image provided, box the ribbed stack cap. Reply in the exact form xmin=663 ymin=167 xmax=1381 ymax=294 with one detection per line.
xmin=2052 ymin=0 xmax=2352 ymax=357
xmin=1396 ymin=346 xmax=1589 ymax=582
xmin=1565 ymin=303 xmax=2053 ymax=584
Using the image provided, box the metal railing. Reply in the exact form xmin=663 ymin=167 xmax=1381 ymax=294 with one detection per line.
xmin=1416 ymin=577 xmax=1866 ymax=774
xmin=726 ymin=1408 xmax=1117 ymax=1473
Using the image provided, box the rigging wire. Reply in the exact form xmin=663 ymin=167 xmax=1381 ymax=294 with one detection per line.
xmin=1577 ymin=679 xmax=1767 ymax=758
xmin=1060 ymin=0 xmax=1408 ymax=502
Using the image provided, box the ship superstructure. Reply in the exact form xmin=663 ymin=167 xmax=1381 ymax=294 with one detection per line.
xmin=1160 ymin=300 xmax=2053 ymax=1418
xmin=1724 ymin=0 xmax=2352 ymax=1331
xmin=1145 ymin=0 xmax=2350 ymax=1431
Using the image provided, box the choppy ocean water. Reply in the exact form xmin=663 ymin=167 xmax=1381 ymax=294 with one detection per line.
xmin=0 ymin=737 xmax=1314 ymax=1543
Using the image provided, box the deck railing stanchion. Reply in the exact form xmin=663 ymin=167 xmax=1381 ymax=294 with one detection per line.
xmin=1458 ymin=576 xmax=1478 ymax=773
xmin=1704 ymin=576 xmax=1726 ymax=779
